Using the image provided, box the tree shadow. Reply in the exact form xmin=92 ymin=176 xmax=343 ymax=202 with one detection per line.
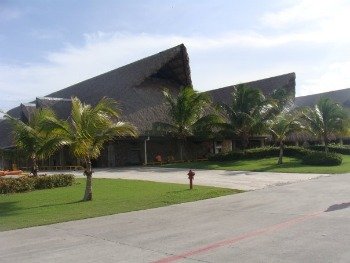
xmin=0 ymin=200 xmax=84 ymax=216
xmin=22 ymin=200 xmax=84 ymax=210
xmin=0 ymin=201 xmax=20 ymax=216
xmin=325 ymin=202 xmax=350 ymax=212
xmin=252 ymin=159 xmax=301 ymax=172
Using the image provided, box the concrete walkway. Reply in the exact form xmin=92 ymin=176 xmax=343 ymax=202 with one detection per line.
xmin=1 ymin=173 xmax=349 ymax=262
xmin=49 ymin=167 xmax=331 ymax=190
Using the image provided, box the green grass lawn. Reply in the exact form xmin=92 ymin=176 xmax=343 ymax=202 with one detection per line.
xmin=163 ymin=155 xmax=350 ymax=174
xmin=0 ymin=178 xmax=240 ymax=231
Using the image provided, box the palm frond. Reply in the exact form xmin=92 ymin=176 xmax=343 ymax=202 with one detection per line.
xmin=4 ymin=109 xmax=65 ymax=161
xmin=50 ymin=97 xmax=138 ymax=161
xmin=152 ymin=122 xmax=178 ymax=135
xmin=156 ymin=86 xmax=213 ymax=139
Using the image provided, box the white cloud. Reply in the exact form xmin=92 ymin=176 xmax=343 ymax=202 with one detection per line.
xmin=262 ymin=0 xmax=350 ymax=44
xmin=299 ymin=61 xmax=350 ymax=96
xmin=262 ymin=0 xmax=347 ymax=28
xmin=0 ymin=31 xmax=302 ymax=105
xmin=2 ymin=1 xmax=350 ymax=111
xmin=0 ymin=30 xmax=348 ymax=111
xmin=259 ymin=0 xmax=350 ymax=96
xmin=0 ymin=7 xmax=21 ymax=22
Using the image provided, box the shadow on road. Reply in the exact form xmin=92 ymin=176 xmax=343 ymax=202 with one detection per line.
xmin=325 ymin=202 xmax=350 ymax=212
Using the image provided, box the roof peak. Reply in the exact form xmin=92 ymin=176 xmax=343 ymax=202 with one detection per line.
xmin=37 ymin=97 xmax=72 ymax=101
xmin=48 ymin=44 xmax=189 ymax=94
xmin=20 ymin=103 xmax=36 ymax=107
xmin=296 ymin=87 xmax=350 ymax=99
xmin=210 ymin=72 xmax=295 ymax=92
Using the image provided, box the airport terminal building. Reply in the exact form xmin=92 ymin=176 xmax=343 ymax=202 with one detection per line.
xmin=3 ymin=43 xmax=333 ymax=170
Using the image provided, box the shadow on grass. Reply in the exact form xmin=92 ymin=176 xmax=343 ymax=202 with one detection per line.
xmin=1 ymin=200 xmax=84 ymax=216
xmin=0 ymin=201 xmax=20 ymax=216
xmin=252 ymin=160 xmax=302 ymax=172
xmin=27 ymin=200 xmax=84 ymax=210
xmin=164 ymin=158 xmax=303 ymax=173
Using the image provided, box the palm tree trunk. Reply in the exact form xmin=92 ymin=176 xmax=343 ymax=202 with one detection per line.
xmin=178 ymin=139 xmax=185 ymax=161
xmin=31 ymin=155 xmax=38 ymax=176
xmin=325 ymin=140 xmax=329 ymax=153
xmin=278 ymin=141 xmax=284 ymax=165
xmin=324 ymin=133 xmax=329 ymax=153
xmin=83 ymin=159 xmax=93 ymax=201
xmin=180 ymin=144 xmax=183 ymax=161
xmin=242 ymin=135 xmax=249 ymax=154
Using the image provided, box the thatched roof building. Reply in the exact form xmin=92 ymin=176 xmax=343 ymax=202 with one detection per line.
xmin=0 ymin=44 xmax=296 ymax=151
xmin=208 ymin=73 xmax=296 ymax=105
xmin=289 ymin=87 xmax=350 ymax=143
xmin=0 ymin=44 xmax=192 ymax=148
xmin=0 ymin=119 xmax=14 ymax=149
xmin=295 ymin=87 xmax=350 ymax=108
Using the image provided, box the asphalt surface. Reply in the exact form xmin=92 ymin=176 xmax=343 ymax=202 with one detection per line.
xmin=1 ymin=173 xmax=349 ymax=262
xmin=48 ymin=167 xmax=329 ymax=190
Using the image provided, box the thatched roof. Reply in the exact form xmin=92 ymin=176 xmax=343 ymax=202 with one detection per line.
xmin=0 ymin=44 xmax=299 ymax=149
xmin=36 ymin=97 xmax=72 ymax=120
xmin=295 ymin=87 xmax=350 ymax=108
xmin=0 ymin=104 xmax=36 ymax=149
xmin=0 ymin=44 xmax=192 ymax=148
xmin=20 ymin=103 xmax=36 ymax=123
xmin=47 ymin=44 xmax=191 ymax=110
xmin=0 ymin=119 xmax=14 ymax=149
xmin=6 ymin=106 xmax=22 ymax=119
xmin=208 ymin=73 xmax=296 ymax=105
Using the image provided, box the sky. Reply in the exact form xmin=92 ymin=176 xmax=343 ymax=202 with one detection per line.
xmin=1 ymin=0 xmax=350 ymax=113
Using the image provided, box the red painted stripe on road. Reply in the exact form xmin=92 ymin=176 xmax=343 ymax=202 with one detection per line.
xmin=153 ymin=211 xmax=322 ymax=263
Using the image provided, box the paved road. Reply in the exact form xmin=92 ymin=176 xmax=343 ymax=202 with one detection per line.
xmin=48 ymin=167 xmax=329 ymax=190
xmin=1 ymin=173 xmax=349 ymax=262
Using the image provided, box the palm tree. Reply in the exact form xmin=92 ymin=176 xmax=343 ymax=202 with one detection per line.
xmin=220 ymin=84 xmax=273 ymax=152
xmin=302 ymin=97 xmax=348 ymax=153
xmin=269 ymin=87 xmax=294 ymax=115
xmin=153 ymin=87 xmax=221 ymax=161
xmin=5 ymin=108 xmax=63 ymax=176
xmin=43 ymin=97 xmax=138 ymax=201
xmin=268 ymin=110 xmax=304 ymax=164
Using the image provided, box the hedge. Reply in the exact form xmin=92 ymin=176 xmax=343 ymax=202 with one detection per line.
xmin=208 ymin=146 xmax=310 ymax=161
xmin=0 ymin=174 xmax=75 ymax=194
xmin=301 ymin=151 xmax=342 ymax=166
xmin=208 ymin=146 xmax=343 ymax=166
xmin=208 ymin=151 xmax=245 ymax=162
xmin=309 ymin=145 xmax=350 ymax=155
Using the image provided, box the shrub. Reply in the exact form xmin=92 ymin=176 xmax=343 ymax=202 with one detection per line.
xmin=284 ymin=146 xmax=311 ymax=158
xmin=0 ymin=174 xmax=75 ymax=194
xmin=0 ymin=176 xmax=34 ymax=194
xmin=209 ymin=147 xmax=278 ymax=161
xmin=208 ymin=145 xmax=343 ymax=166
xmin=309 ymin=145 xmax=350 ymax=155
xmin=244 ymin=147 xmax=279 ymax=159
xmin=208 ymin=146 xmax=311 ymax=162
xmin=301 ymin=151 xmax=342 ymax=166
xmin=209 ymin=151 xmax=244 ymax=161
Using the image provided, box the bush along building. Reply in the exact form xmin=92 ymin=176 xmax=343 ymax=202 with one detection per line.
xmin=0 ymin=44 xmax=297 ymax=169
xmin=207 ymin=72 xmax=296 ymax=153
xmin=294 ymin=88 xmax=350 ymax=145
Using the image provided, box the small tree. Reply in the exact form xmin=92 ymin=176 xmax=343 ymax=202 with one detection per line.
xmin=153 ymin=87 xmax=221 ymax=161
xmin=269 ymin=87 xmax=295 ymax=115
xmin=220 ymin=84 xmax=273 ymax=152
xmin=43 ymin=97 xmax=138 ymax=201
xmin=5 ymin=108 xmax=63 ymax=176
xmin=0 ymin=148 xmax=4 ymax=170
xmin=268 ymin=110 xmax=304 ymax=164
xmin=302 ymin=97 xmax=348 ymax=153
